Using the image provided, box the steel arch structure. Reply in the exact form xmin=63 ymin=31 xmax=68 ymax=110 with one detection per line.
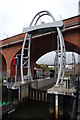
xmin=21 ymin=10 xmax=66 ymax=85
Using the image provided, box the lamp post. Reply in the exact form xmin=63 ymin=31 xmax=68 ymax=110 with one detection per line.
xmin=13 ymin=55 xmax=18 ymax=88
xmin=14 ymin=54 xmax=22 ymax=87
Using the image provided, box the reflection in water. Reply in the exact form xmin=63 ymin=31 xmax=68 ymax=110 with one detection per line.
xmin=7 ymin=98 xmax=49 ymax=119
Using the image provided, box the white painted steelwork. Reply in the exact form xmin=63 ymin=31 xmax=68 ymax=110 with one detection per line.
xmin=21 ymin=11 xmax=66 ymax=85
xmin=72 ymin=52 xmax=76 ymax=77
xmin=54 ymin=34 xmax=66 ymax=86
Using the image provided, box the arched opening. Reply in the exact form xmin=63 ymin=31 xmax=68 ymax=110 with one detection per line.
xmin=36 ymin=51 xmax=56 ymax=65
xmin=36 ymin=51 xmax=80 ymax=79
xmin=34 ymin=51 xmax=56 ymax=79
xmin=36 ymin=51 xmax=79 ymax=65
xmin=0 ymin=53 xmax=7 ymax=78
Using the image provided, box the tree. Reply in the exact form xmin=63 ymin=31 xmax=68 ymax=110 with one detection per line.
xmin=39 ymin=64 xmax=52 ymax=72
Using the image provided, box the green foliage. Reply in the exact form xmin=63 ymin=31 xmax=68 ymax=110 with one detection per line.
xmin=39 ymin=64 xmax=52 ymax=72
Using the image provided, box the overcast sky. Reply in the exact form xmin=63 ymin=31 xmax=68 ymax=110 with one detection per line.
xmin=36 ymin=52 xmax=79 ymax=65
xmin=0 ymin=0 xmax=79 ymax=40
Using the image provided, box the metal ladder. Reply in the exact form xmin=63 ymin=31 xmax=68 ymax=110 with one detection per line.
xmin=21 ymin=33 xmax=32 ymax=82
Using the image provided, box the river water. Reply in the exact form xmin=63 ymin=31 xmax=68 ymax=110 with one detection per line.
xmin=2 ymin=85 xmax=51 ymax=120
xmin=1 ymin=80 xmax=80 ymax=120
xmin=4 ymin=98 xmax=50 ymax=120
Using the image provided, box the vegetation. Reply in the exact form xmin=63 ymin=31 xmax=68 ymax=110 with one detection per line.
xmin=39 ymin=64 xmax=52 ymax=72
xmin=64 ymin=71 xmax=72 ymax=78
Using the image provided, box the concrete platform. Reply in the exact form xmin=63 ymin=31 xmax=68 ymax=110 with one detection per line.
xmin=47 ymin=82 xmax=76 ymax=96
xmin=31 ymin=77 xmax=56 ymax=89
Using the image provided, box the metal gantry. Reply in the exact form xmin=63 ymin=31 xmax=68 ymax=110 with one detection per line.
xmin=21 ymin=10 xmax=66 ymax=85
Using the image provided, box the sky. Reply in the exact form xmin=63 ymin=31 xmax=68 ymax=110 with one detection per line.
xmin=36 ymin=52 xmax=79 ymax=65
xmin=0 ymin=0 xmax=79 ymax=65
xmin=0 ymin=0 xmax=79 ymax=40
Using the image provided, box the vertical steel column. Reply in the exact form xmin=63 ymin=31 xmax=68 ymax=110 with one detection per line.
xmin=72 ymin=52 xmax=76 ymax=80
xmin=27 ymin=34 xmax=32 ymax=81
xmin=15 ymin=55 xmax=18 ymax=86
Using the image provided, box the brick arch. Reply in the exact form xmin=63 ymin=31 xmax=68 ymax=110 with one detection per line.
xmin=1 ymin=44 xmax=22 ymax=77
xmin=64 ymin=27 xmax=80 ymax=53
xmin=0 ymin=51 xmax=7 ymax=77
xmin=10 ymin=42 xmax=30 ymax=77
xmin=65 ymin=40 xmax=80 ymax=53
xmin=0 ymin=50 xmax=7 ymax=64
xmin=34 ymin=41 xmax=80 ymax=65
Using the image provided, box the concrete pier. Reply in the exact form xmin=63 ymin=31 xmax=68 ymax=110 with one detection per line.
xmin=3 ymin=77 xmax=55 ymax=104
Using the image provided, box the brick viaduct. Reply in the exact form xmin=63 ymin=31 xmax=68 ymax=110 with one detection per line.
xmin=0 ymin=15 xmax=80 ymax=78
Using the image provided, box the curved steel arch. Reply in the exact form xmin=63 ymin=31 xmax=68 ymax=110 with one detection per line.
xmin=30 ymin=10 xmax=55 ymax=26
xmin=21 ymin=10 xmax=66 ymax=85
